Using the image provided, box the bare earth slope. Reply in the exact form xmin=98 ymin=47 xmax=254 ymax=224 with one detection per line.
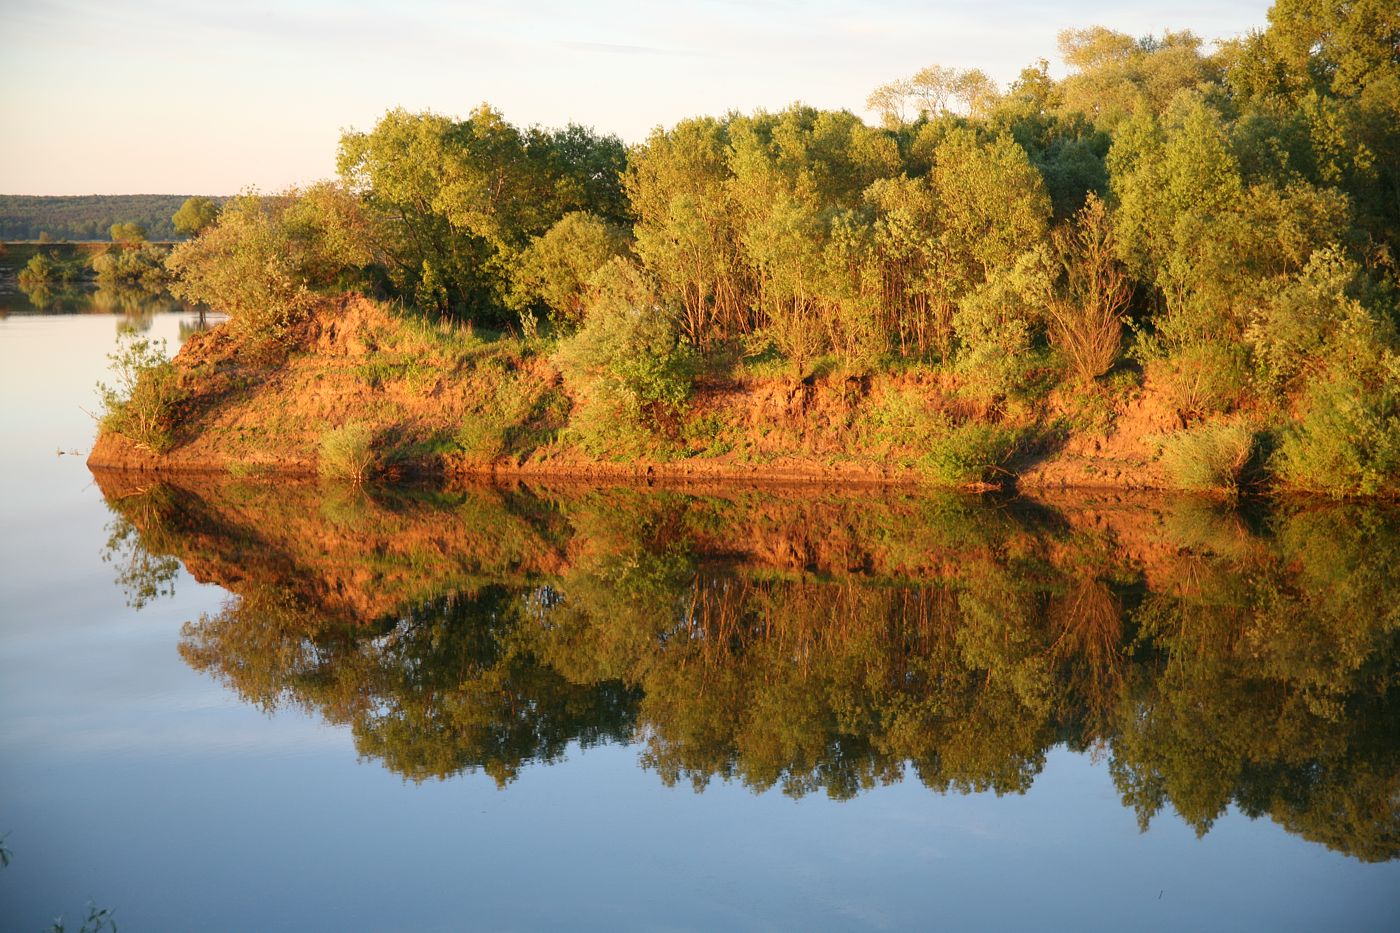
xmin=89 ymin=298 xmax=1178 ymax=490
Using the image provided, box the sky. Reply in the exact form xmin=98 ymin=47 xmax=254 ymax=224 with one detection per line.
xmin=0 ymin=0 xmax=1275 ymax=196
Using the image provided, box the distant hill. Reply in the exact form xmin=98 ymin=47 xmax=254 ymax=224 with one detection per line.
xmin=0 ymin=194 xmax=226 ymax=242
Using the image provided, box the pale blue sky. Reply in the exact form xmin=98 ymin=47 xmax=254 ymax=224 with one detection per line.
xmin=0 ymin=0 xmax=1273 ymax=195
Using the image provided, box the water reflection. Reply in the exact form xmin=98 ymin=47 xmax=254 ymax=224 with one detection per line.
xmin=94 ymin=475 xmax=1400 ymax=863
xmin=1 ymin=265 xmax=206 ymax=321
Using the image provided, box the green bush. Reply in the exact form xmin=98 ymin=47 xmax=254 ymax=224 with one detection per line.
xmin=860 ymin=387 xmax=949 ymax=459
xmin=1158 ymin=421 xmax=1258 ymax=494
xmin=554 ymin=302 xmax=696 ymax=457
xmin=90 ymin=243 xmax=170 ymax=293
xmin=318 ymin=422 xmax=379 ymax=482
xmin=1273 ymin=371 xmax=1400 ymax=497
xmin=18 ymin=252 xmax=80 ymax=289
xmin=1146 ymin=340 xmax=1250 ymax=419
xmin=96 ymin=336 xmax=184 ymax=453
xmin=166 ymin=184 xmax=375 ymax=341
xmin=921 ymin=422 xmax=1023 ymax=486
xmin=953 ymin=294 xmax=1036 ymax=401
xmin=508 ymin=212 xmax=629 ymax=327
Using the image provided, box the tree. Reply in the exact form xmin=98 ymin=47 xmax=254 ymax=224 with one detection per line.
xmin=110 ymin=221 xmax=147 ymax=244
xmin=624 ymin=115 xmax=745 ymax=346
xmin=1056 ymin=28 xmax=1218 ymax=129
xmin=165 ymin=184 xmax=377 ymax=339
xmin=172 ymin=196 xmax=220 ymax=237
xmin=337 ymin=106 xmax=629 ymax=322
xmin=509 ymin=211 xmax=629 ymax=327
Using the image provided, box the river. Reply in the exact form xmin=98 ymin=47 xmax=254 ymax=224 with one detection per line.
xmin=0 ymin=309 xmax=1396 ymax=931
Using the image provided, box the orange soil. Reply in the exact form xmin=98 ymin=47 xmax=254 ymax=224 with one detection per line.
xmin=88 ymin=298 xmax=1180 ymax=492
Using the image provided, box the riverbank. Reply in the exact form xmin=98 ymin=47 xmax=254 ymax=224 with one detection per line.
xmin=88 ymin=296 xmax=1197 ymax=493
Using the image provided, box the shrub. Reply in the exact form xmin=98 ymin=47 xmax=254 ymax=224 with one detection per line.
xmin=508 ymin=212 xmax=629 ymax=328
xmin=860 ymin=387 xmax=948 ymax=457
xmin=18 ymin=252 xmax=79 ymax=289
xmin=1158 ymin=421 xmax=1258 ymax=495
xmin=554 ymin=302 xmax=696 ymax=456
xmin=953 ymin=248 xmax=1050 ymax=400
xmin=90 ymin=243 xmax=170 ymax=293
xmin=921 ymin=422 xmax=1023 ymax=487
xmin=318 ymin=422 xmax=379 ymax=482
xmin=166 ymin=184 xmax=376 ymax=341
xmin=96 ymin=336 xmax=184 ymax=453
xmin=1146 ymin=340 xmax=1249 ymax=419
xmin=1048 ymin=193 xmax=1128 ymax=384
xmin=1245 ymin=246 xmax=1391 ymax=396
xmin=1273 ymin=370 xmax=1400 ymax=497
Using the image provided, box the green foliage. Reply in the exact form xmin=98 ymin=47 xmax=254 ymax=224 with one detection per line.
xmin=554 ymin=302 xmax=696 ymax=456
xmin=109 ymin=221 xmax=147 ymax=244
xmin=96 ymin=336 xmax=183 ymax=453
xmin=1274 ymin=367 xmax=1400 ymax=496
xmin=624 ymin=115 xmax=745 ymax=346
xmin=953 ymin=251 xmax=1053 ymax=399
xmin=920 ymin=421 xmax=1023 ymax=486
xmin=166 ymin=184 xmax=376 ymax=340
xmin=89 ymin=243 xmax=169 ymax=293
xmin=105 ymin=478 xmax=1400 ymax=860
xmin=17 ymin=251 xmax=79 ymax=289
xmin=0 ymin=193 xmax=196 ymax=241
xmin=1245 ymin=246 xmax=1388 ymax=394
xmin=933 ymin=129 xmax=1052 ymax=281
xmin=1047 ymin=193 xmax=1128 ymax=383
xmin=1158 ymin=421 xmax=1259 ymax=494
xmin=1056 ymin=27 xmax=1219 ymax=129
xmin=318 ymin=422 xmax=379 ymax=482
xmin=172 ymin=196 xmax=220 ymax=237
xmin=1145 ymin=340 xmax=1250 ymax=420
xmin=82 ymin=6 xmax=1400 ymax=489
xmin=859 ymin=386 xmax=948 ymax=456
xmin=509 ymin=211 xmax=629 ymax=327
xmin=336 ymin=106 xmax=627 ymax=321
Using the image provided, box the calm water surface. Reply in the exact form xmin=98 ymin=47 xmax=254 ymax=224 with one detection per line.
xmin=1 ymin=311 xmax=1397 ymax=931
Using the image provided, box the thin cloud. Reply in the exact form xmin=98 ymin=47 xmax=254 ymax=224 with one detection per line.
xmin=563 ymin=40 xmax=693 ymax=57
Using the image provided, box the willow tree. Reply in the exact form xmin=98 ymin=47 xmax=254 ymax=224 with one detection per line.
xmin=172 ymin=196 xmax=220 ymax=237
xmin=863 ymin=175 xmax=941 ymax=356
xmin=508 ymin=211 xmax=630 ymax=328
xmin=166 ymin=184 xmax=377 ymax=339
xmin=724 ymin=106 xmax=900 ymax=367
xmin=624 ymin=116 xmax=746 ymax=346
xmin=930 ymin=129 xmax=1052 ymax=379
xmin=1055 ymin=27 xmax=1221 ymax=129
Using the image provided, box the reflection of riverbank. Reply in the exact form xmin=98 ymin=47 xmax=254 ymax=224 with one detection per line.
xmin=0 ymin=280 xmax=220 ymax=337
xmin=95 ymin=474 xmax=1400 ymax=863
xmin=0 ymin=241 xmax=211 ymax=324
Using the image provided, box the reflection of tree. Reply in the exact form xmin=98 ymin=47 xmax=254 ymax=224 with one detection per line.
xmin=177 ymin=309 xmax=212 ymax=342
xmin=16 ymin=277 xmax=185 ymax=319
xmin=1108 ymin=505 xmax=1400 ymax=862
xmin=177 ymin=584 xmax=638 ymax=785
xmin=100 ymin=488 xmax=181 ymax=609
xmin=17 ymin=279 xmax=73 ymax=311
xmin=96 ymin=475 xmax=1400 ymax=861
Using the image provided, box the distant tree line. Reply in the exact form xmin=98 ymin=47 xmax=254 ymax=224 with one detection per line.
xmin=0 ymin=194 xmax=224 ymax=241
